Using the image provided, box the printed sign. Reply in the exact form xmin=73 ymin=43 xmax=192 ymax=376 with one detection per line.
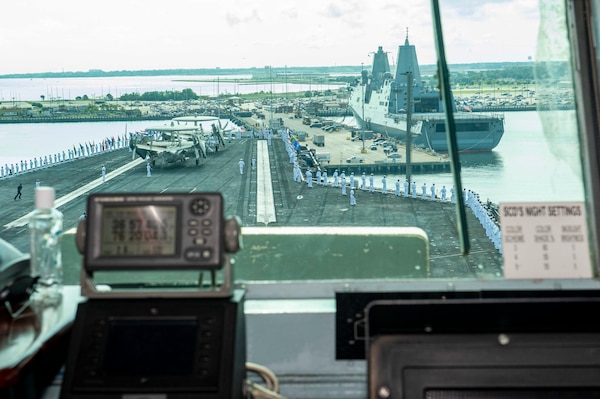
xmin=499 ymin=202 xmax=592 ymax=279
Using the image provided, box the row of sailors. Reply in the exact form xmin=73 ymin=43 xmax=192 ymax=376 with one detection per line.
xmin=295 ymin=168 xmax=459 ymax=200
xmin=465 ymin=189 xmax=503 ymax=253
xmin=1 ymin=134 xmax=129 ymax=179
xmin=231 ymin=128 xmax=274 ymax=142
xmin=295 ymin=166 xmax=489 ymax=208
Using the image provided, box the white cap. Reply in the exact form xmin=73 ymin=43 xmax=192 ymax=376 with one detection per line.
xmin=35 ymin=186 xmax=55 ymax=209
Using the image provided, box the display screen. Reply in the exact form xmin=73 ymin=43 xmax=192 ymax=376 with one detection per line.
xmin=100 ymin=205 xmax=178 ymax=256
xmin=104 ymin=319 xmax=197 ymax=376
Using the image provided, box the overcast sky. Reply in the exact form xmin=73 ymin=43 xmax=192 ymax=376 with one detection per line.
xmin=0 ymin=0 xmax=539 ymax=75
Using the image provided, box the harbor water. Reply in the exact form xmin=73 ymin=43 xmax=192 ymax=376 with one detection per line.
xmin=362 ymin=110 xmax=584 ymax=204
xmin=0 ymin=110 xmax=584 ymax=206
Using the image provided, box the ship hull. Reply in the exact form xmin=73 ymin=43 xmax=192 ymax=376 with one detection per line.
xmin=351 ymin=108 xmax=505 ymax=152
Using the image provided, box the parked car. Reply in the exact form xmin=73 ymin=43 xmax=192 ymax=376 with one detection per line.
xmin=301 ymin=154 xmax=315 ymax=167
xmin=346 ymin=156 xmax=365 ymax=163
xmin=309 ymin=122 xmax=323 ymax=128
xmin=370 ymin=145 xmax=378 ymax=150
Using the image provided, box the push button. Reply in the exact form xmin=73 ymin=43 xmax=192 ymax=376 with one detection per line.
xmin=190 ymin=198 xmax=211 ymax=215
xmin=185 ymin=247 xmax=213 ymax=260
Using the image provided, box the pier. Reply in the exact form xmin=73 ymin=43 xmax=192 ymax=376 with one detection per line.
xmin=0 ymin=127 xmax=502 ymax=281
xmin=235 ymin=105 xmax=452 ymax=174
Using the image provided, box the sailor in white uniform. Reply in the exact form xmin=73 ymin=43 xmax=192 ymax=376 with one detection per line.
xmin=293 ymin=164 xmax=301 ymax=182
xmin=239 ymin=158 xmax=245 ymax=174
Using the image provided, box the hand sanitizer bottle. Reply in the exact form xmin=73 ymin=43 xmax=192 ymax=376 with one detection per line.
xmin=29 ymin=186 xmax=63 ymax=303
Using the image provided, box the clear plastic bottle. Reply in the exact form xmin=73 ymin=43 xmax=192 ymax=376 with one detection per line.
xmin=29 ymin=186 xmax=63 ymax=303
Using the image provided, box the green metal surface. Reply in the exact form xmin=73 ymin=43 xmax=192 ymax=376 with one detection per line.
xmin=233 ymin=226 xmax=429 ymax=281
xmin=61 ymin=226 xmax=430 ymax=285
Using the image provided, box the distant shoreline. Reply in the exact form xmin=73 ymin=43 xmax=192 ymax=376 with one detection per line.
xmin=0 ymin=61 xmax=535 ymax=80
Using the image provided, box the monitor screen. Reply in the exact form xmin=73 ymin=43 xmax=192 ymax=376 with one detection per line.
xmin=99 ymin=205 xmax=178 ymax=257
xmin=104 ymin=318 xmax=196 ymax=376
xmin=365 ymin=295 xmax=600 ymax=399
xmin=60 ymin=294 xmax=247 ymax=399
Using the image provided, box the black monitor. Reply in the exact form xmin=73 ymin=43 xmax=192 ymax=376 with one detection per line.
xmin=60 ymin=291 xmax=246 ymax=399
xmin=364 ymin=295 xmax=600 ymax=399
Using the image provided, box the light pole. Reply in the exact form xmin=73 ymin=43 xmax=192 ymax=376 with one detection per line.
xmin=394 ymin=71 xmax=414 ymax=194
xmin=404 ymin=71 xmax=413 ymax=193
xmin=361 ymin=63 xmax=366 ymax=153
xmin=269 ymin=65 xmax=274 ymax=125
xmin=285 ymin=65 xmax=288 ymax=100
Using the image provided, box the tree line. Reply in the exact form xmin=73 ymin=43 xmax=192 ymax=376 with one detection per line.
xmin=118 ymin=88 xmax=200 ymax=101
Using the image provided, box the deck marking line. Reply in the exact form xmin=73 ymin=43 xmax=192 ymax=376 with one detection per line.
xmin=256 ymin=141 xmax=277 ymax=224
xmin=4 ymin=158 xmax=144 ymax=229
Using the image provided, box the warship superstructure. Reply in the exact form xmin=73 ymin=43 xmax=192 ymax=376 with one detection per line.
xmin=349 ymin=36 xmax=505 ymax=152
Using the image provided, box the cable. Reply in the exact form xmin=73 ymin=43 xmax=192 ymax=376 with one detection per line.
xmin=246 ymin=362 xmax=279 ymax=392
xmin=244 ymin=362 xmax=286 ymax=399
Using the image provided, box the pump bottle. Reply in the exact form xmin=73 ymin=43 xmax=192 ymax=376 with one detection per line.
xmin=29 ymin=186 xmax=63 ymax=303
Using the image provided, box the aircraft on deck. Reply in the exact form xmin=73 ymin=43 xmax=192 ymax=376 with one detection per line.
xmin=172 ymin=115 xmax=231 ymax=152
xmin=130 ymin=115 xmax=233 ymax=166
xmin=130 ymin=125 xmax=207 ymax=166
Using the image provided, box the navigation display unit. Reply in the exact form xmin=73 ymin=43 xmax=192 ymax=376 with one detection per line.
xmin=60 ymin=293 xmax=246 ymax=399
xmin=82 ymin=193 xmax=225 ymax=271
